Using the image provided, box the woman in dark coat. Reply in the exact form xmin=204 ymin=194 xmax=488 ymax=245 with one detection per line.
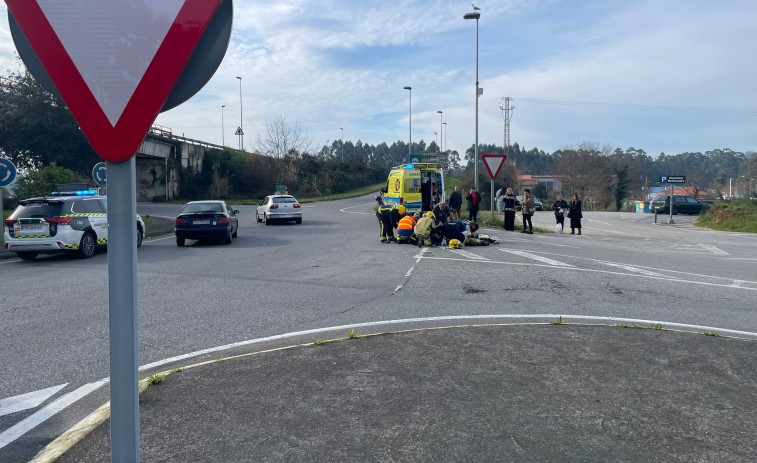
xmin=552 ymin=194 xmax=568 ymax=232
xmin=568 ymin=193 xmax=582 ymax=235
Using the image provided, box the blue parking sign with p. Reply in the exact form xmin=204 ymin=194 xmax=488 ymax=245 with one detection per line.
xmin=661 ymin=176 xmax=667 ymax=183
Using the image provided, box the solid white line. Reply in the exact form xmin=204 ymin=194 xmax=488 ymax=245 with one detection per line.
xmin=0 ymin=379 xmax=108 ymax=450
xmin=699 ymin=244 xmax=729 ymax=255
xmin=449 ymin=248 xmax=490 ymax=260
xmin=596 ymin=261 xmax=668 ymax=277
xmin=339 ymin=202 xmax=376 ymax=215
xmin=500 ymin=249 xmax=573 ymax=267
xmin=0 ymin=384 xmax=68 ymax=417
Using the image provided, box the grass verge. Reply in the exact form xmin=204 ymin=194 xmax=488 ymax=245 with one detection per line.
xmin=697 ymin=199 xmax=757 ymax=233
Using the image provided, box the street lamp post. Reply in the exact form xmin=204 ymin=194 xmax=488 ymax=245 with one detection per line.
xmin=464 ymin=10 xmax=481 ymax=192
xmin=404 ymin=86 xmax=412 ymax=160
xmin=442 ymin=122 xmax=447 ymax=155
xmin=340 ymin=128 xmax=344 ymax=162
xmin=437 ymin=110 xmax=443 ymax=154
xmin=236 ymin=76 xmax=243 ymax=151
xmin=221 ymin=105 xmax=226 ymax=147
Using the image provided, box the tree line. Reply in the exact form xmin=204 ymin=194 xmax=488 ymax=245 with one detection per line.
xmin=2 ymin=66 xmax=755 ymax=209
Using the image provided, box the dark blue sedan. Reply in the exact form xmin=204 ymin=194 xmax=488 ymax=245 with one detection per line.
xmin=174 ymin=200 xmax=239 ymax=246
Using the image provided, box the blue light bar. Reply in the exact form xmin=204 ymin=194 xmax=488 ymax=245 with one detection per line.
xmin=51 ymin=190 xmax=98 ymax=196
xmin=403 ymin=165 xmax=415 ymax=169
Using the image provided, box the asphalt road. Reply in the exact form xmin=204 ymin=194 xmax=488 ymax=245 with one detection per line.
xmin=1 ymin=195 xmax=756 ymax=461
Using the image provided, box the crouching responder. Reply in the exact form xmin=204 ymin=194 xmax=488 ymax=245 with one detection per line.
xmin=396 ymin=211 xmax=417 ymax=244
xmin=377 ymin=202 xmax=404 ymax=242
xmin=414 ymin=211 xmax=437 ymax=247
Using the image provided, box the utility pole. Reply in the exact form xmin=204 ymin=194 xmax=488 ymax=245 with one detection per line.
xmin=499 ymin=97 xmax=514 ymax=161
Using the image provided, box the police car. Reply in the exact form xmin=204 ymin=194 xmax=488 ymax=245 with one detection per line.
xmin=3 ymin=189 xmax=145 ymax=260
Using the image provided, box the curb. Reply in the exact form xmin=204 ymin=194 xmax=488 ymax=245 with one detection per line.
xmin=28 ymin=321 xmax=757 ymax=462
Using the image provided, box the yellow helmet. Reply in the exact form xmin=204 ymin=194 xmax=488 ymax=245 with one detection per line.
xmin=396 ymin=204 xmax=406 ymax=215
xmin=426 ymin=211 xmax=436 ymax=219
xmin=448 ymin=239 xmax=462 ymax=249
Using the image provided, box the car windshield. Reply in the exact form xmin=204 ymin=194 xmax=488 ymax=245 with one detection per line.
xmin=273 ymin=197 xmax=297 ymax=204
xmin=10 ymin=201 xmax=63 ymax=219
xmin=183 ymin=203 xmax=223 ymax=213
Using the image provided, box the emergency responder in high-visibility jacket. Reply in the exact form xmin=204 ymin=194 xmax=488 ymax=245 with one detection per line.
xmin=377 ymin=203 xmax=404 ymax=242
xmin=396 ymin=213 xmax=417 ymax=244
xmin=414 ymin=211 xmax=437 ymax=246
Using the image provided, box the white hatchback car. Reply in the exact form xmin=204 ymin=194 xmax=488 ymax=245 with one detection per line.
xmin=256 ymin=194 xmax=302 ymax=225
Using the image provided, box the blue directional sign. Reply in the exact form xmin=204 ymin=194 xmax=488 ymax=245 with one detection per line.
xmin=93 ymin=162 xmax=107 ymax=185
xmin=0 ymin=158 xmax=17 ymax=187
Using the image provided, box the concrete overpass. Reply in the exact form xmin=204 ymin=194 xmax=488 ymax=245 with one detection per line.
xmin=135 ymin=125 xmax=221 ymax=202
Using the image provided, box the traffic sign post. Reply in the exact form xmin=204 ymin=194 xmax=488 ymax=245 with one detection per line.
xmin=481 ymin=154 xmax=507 ymax=215
xmin=6 ymin=1 xmax=228 ymax=460
xmin=660 ymin=175 xmax=685 ymax=223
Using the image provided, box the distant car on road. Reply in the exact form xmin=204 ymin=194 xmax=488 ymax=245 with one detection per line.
xmin=256 ymin=194 xmax=302 ymax=225
xmin=649 ymin=195 xmax=710 ymax=215
xmin=3 ymin=190 xmax=144 ymax=260
xmin=174 ymin=200 xmax=239 ymax=246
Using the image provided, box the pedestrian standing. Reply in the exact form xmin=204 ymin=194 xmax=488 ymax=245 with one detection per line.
xmin=465 ymin=187 xmax=482 ymax=223
xmin=503 ymin=188 xmax=517 ymax=231
xmin=448 ymin=186 xmax=463 ymax=220
xmin=552 ymin=194 xmax=568 ymax=232
xmin=520 ymin=188 xmax=534 ymax=234
xmin=568 ymin=193 xmax=583 ymax=235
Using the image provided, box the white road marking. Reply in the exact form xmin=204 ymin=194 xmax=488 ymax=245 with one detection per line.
xmin=500 ymin=249 xmax=573 ymax=267
xmin=395 ymin=247 xmax=428 ymax=292
xmin=339 ymin=202 xmax=376 ymax=215
xmin=596 ymin=261 xmax=668 ymax=277
xmin=582 ymin=226 xmax=629 ymax=235
xmin=698 ymin=244 xmax=729 ymax=256
xmin=0 ymin=384 xmax=68 ymax=417
xmin=0 ymin=379 xmax=108 ymax=450
xmin=449 ymin=248 xmax=490 ymax=260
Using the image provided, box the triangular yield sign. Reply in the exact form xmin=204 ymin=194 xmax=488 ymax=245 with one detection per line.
xmin=481 ymin=154 xmax=507 ymax=179
xmin=6 ymin=0 xmax=223 ymax=162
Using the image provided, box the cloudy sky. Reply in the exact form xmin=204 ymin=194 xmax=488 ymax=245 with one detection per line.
xmin=2 ymin=0 xmax=756 ymax=158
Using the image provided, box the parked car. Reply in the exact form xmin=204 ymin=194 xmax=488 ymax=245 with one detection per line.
xmin=174 ymin=200 xmax=239 ymax=246
xmin=256 ymin=194 xmax=303 ymax=225
xmin=3 ymin=190 xmax=145 ymax=260
xmin=649 ymin=195 xmax=710 ymax=215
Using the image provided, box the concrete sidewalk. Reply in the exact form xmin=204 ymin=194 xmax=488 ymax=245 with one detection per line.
xmin=45 ymin=324 xmax=756 ymax=462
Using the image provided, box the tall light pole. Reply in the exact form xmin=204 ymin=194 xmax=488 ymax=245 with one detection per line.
xmin=404 ymin=86 xmax=412 ymax=160
xmin=437 ymin=110 xmax=443 ymax=154
xmin=443 ymin=122 xmax=447 ymax=155
xmin=340 ymin=127 xmax=344 ymax=162
xmin=221 ymin=105 xmax=226 ymax=147
xmin=464 ymin=10 xmax=481 ymax=191
xmin=236 ymin=76 xmax=243 ymax=151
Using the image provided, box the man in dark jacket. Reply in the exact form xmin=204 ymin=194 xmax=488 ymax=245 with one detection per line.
xmin=432 ymin=202 xmax=451 ymax=225
xmin=465 ymin=187 xmax=482 ymax=223
xmin=448 ymin=186 xmax=463 ymax=220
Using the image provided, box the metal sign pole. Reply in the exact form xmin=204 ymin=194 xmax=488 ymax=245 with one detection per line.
xmin=491 ymin=179 xmax=494 ymax=216
xmin=107 ymin=158 xmax=140 ymax=462
xmin=668 ymin=184 xmax=675 ymax=224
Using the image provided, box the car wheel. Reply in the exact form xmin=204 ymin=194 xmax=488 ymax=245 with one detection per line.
xmin=295 ymin=218 xmax=302 ymax=224
xmin=232 ymin=225 xmax=238 ymax=238
xmin=78 ymin=233 xmax=97 ymax=258
xmin=264 ymin=213 xmax=271 ymax=225
xmin=17 ymin=251 xmax=39 ymax=260
xmin=224 ymin=228 xmax=233 ymax=244
xmin=176 ymin=237 xmax=185 ymax=247
xmin=136 ymin=226 xmax=144 ymax=248
xmin=672 ymin=206 xmax=679 ymax=215
xmin=256 ymin=212 xmax=262 ymax=223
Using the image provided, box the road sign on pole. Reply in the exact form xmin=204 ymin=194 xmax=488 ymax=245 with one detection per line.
xmin=481 ymin=154 xmax=507 ymax=180
xmin=5 ymin=2 xmax=226 ymax=461
xmin=0 ymin=158 xmax=17 ymax=224
xmin=92 ymin=162 xmax=107 ymax=185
